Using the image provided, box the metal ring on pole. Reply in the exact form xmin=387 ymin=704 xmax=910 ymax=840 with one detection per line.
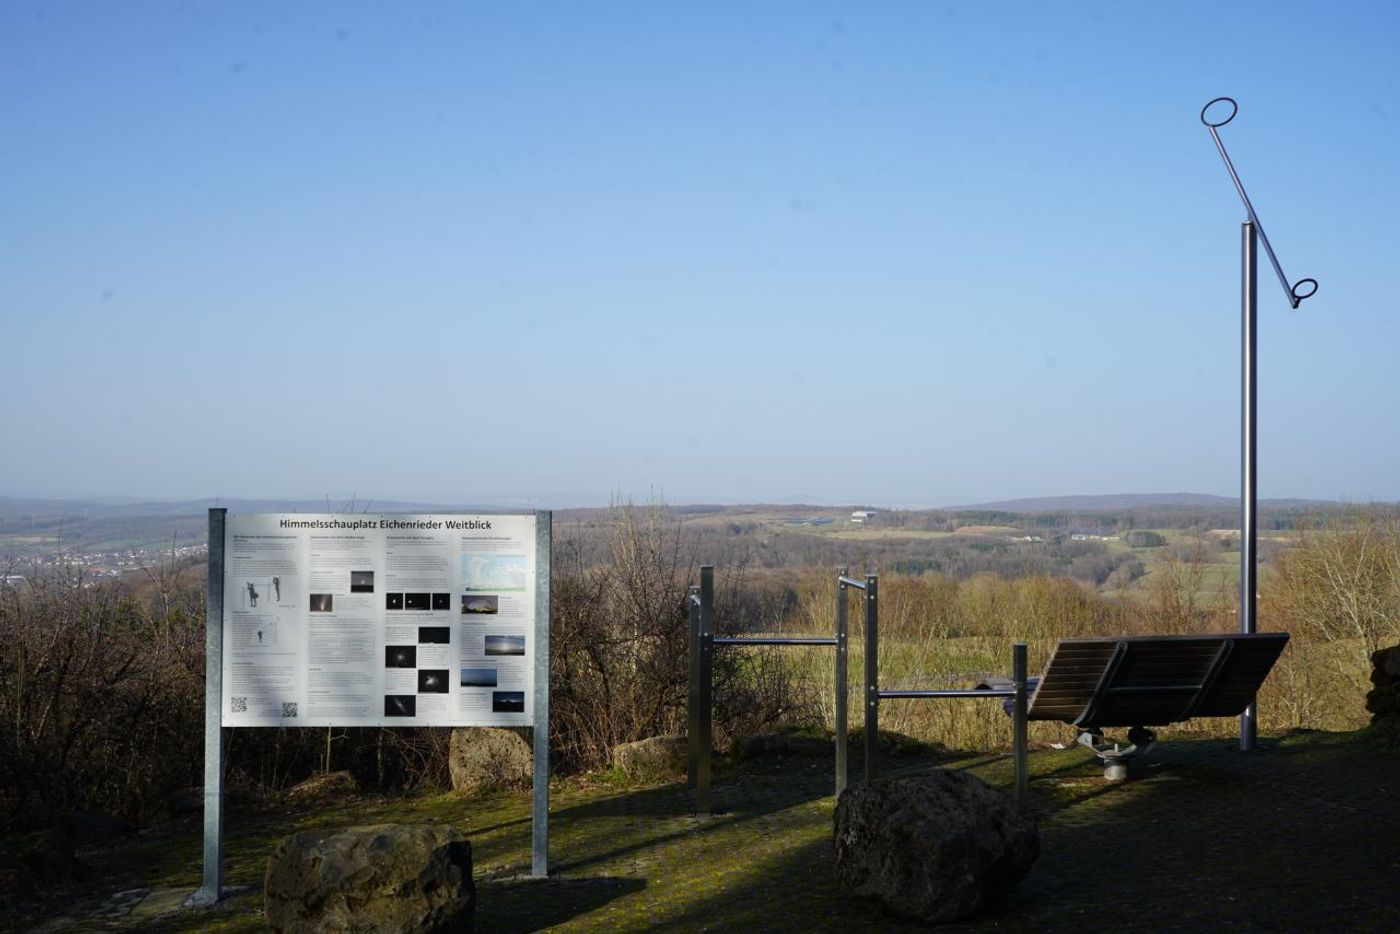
xmin=1290 ymin=277 xmax=1318 ymax=306
xmin=1201 ymin=96 xmax=1238 ymax=127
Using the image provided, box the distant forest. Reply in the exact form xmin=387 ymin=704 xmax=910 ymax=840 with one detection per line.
xmin=0 ymin=498 xmax=1380 ymax=591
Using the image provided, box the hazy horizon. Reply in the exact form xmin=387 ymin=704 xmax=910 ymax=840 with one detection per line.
xmin=5 ymin=4 xmax=1398 ymax=506
xmin=0 ymin=487 xmax=1380 ymax=515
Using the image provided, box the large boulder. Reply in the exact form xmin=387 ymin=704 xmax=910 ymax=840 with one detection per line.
xmin=737 ymin=731 xmax=831 ymax=759
xmin=1367 ymin=644 xmax=1400 ymax=743
xmin=834 ymin=770 xmax=1038 ymax=924
xmin=448 ymin=728 xmax=532 ymax=795
xmin=264 ymin=823 xmax=474 ymax=933
xmin=612 ymin=736 xmax=687 ymax=778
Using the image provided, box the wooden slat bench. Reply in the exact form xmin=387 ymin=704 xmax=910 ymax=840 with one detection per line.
xmin=982 ymin=632 xmax=1289 ymax=779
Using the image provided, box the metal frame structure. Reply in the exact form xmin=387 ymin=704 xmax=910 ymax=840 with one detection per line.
xmin=191 ymin=508 xmax=553 ymax=906
xmin=864 ymin=574 xmax=1029 ymax=804
xmin=1201 ymin=96 xmax=1316 ymax=752
xmin=687 ymin=565 xmax=859 ymax=815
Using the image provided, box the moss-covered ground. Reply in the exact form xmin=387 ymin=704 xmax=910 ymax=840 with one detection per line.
xmin=5 ymin=729 xmax=1397 ymax=932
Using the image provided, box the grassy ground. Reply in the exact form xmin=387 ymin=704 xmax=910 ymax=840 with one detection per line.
xmin=6 ymin=729 xmax=1396 ymax=932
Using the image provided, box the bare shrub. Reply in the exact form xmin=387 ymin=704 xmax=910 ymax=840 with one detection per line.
xmin=550 ymin=502 xmax=813 ymax=772
xmin=0 ymin=570 xmax=205 ymax=833
xmin=1265 ymin=510 xmax=1400 ymax=659
xmin=1131 ymin=543 xmax=1232 ymax=635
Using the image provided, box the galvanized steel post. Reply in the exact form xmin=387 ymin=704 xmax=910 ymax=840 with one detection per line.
xmin=687 ymin=585 xmax=700 ymax=789
xmin=697 ymin=565 xmax=714 ymax=815
xmin=1012 ymin=642 xmax=1029 ymax=805
xmin=192 ymin=508 xmax=226 ymax=907
xmin=532 ymin=511 xmax=552 ymax=877
xmin=834 ymin=566 xmax=849 ymax=796
xmin=863 ymin=573 xmax=879 ymax=784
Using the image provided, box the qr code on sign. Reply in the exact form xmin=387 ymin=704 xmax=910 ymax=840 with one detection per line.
xmin=231 ymin=697 xmax=248 ymax=713
xmin=281 ymin=702 xmax=299 ymax=719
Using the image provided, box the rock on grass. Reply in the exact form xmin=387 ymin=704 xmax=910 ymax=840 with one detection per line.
xmin=834 ymin=770 xmax=1038 ymax=924
xmin=264 ymin=823 xmax=474 ymax=933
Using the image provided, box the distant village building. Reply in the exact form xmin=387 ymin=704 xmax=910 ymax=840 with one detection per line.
xmin=851 ymin=510 xmax=879 ymax=524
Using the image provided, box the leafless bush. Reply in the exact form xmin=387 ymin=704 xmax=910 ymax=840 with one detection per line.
xmin=550 ymin=502 xmax=815 ymax=771
xmin=0 ymin=569 xmax=205 ymax=833
xmin=1265 ymin=510 xmax=1400 ymax=659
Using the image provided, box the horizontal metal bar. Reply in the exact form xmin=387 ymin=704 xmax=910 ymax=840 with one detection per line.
xmin=878 ymin=688 xmax=1015 ymax=700
xmin=713 ymin=636 xmax=839 ymax=647
xmin=838 ymin=577 xmax=867 ymax=591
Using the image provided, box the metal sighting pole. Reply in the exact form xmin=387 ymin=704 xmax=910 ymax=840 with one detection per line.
xmin=1240 ymin=222 xmax=1259 ymax=752
xmin=1201 ymin=97 xmax=1316 ymax=752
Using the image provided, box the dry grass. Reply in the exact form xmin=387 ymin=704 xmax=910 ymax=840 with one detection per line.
xmin=766 ymin=565 xmax=1382 ymax=753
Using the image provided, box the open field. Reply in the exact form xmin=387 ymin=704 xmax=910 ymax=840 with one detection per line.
xmin=3 ymin=729 xmax=1395 ymax=932
xmin=822 ymin=528 xmax=956 ymax=541
xmin=944 ymin=525 xmax=1025 ymax=536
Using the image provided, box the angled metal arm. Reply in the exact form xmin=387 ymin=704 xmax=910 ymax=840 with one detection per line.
xmin=1202 ymin=97 xmax=1317 ymax=309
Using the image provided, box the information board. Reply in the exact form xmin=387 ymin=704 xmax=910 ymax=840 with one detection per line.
xmin=221 ymin=513 xmax=538 ymax=727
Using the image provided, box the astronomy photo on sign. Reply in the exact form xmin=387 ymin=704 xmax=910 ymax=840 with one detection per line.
xmin=385 ymin=646 xmax=416 ymax=668
xmin=460 ymin=668 xmax=498 ymax=688
xmin=461 ymin=595 xmax=499 ymax=615
xmin=417 ymin=669 xmax=449 ymax=693
xmin=383 ymin=695 xmax=416 ymax=718
xmin=484 ymin=634 xmax=526 ymax=656
xmin=492 ymin=691 xmax=525 ymax=713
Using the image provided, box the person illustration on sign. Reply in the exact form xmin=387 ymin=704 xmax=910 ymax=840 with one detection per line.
xmin=272 ymin=576 xmax=281 ymax=601
xmin=247 ymin=582 xmax=259 ymax=607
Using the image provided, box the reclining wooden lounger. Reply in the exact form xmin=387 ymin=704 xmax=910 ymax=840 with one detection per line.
xmin=981 ymin=632 xmax=1290 ymax=779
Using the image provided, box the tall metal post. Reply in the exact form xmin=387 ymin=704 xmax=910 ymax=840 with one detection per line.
xmin=863 ymin=574 xmax=879 ymax=784
xmin=686 ymin=585 xmax=700 ymax=789
xmin=834 ymin=566 xmax=849 ymax=796
xmin=532 ymin=511 xmax=552 ymax=877
xmin=1012 ymin=642 xmax=1029 ymax=805
xmin=191 ymin=508 xmax=226 ymax=907
xmin=1240 ymin=222 xmax=1259 ymax=752
xmin=697 ymin=565 xmax=714 ymax=815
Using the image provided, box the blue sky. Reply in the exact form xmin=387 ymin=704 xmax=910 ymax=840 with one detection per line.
xmin=3 ymin=2 xmax=1397 ymax=507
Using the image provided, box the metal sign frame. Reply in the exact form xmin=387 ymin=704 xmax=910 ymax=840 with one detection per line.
xmin=189 ymin=507 xmax=552 ymax=907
